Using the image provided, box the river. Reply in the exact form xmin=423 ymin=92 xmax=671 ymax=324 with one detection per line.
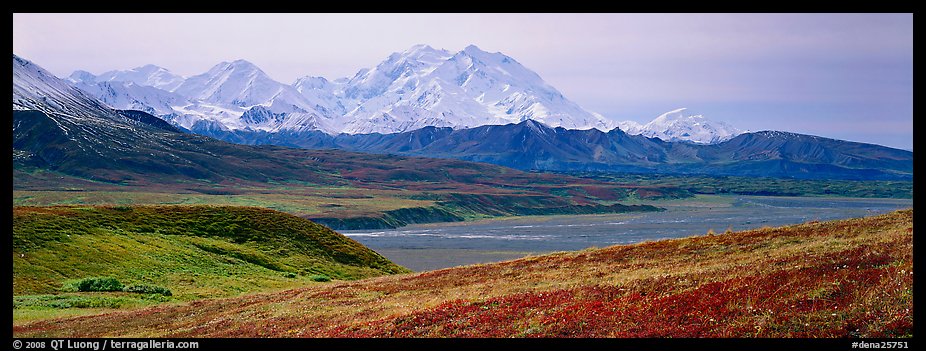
xmin=341 ymin=195 xmax=912 ymax=272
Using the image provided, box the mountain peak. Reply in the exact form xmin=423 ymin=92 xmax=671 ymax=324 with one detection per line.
xmin=294 ymin=76 xmax=331 ymax=90
xmin=405 ymin=44 xmax=439 ymax=54
xmin=657 ymin=107 xmax=690 ymax=118
xmin=460 ymin=45 xmax=498 ymax=61
xmin=134 ymin=64 xmax=168 ymax=73
xmin=221 ymin=59 xmax=261 ymax=71
xmin=68 ymin=70 xmax=97 ymax=83
xmin=459 ymin=45 xmax=512 ymax=63
xmin=633 ymin=108 xmax=741 ymax=144
xmin=463 ymin=44 xmax=485 ymax=54
xmin=397 ymin=44 xmax=451 ymax=63
xmin=197 ymin=60 xmax=268 ymax=84
xmin=648 ymin=108 xmax=708 ymax=126
xmin=208 ymin=60 xmax=262 ymax=75
xmin=76 ymin=63 xmax=185 ymax=91
xmin=649 ymin=108 xmax=711 ymax=124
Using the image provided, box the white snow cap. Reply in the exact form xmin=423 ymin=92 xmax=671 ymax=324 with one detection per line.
xmin=59 ymin=46 xmax=741 ymax=142
xmin=618 ymin=108 xmax=741 ymax=144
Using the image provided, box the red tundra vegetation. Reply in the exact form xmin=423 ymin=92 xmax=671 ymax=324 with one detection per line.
xmin=15 ymin=209 xmax=912 ymax=338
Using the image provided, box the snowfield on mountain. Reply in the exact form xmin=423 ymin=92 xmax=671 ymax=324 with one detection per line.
xmin=67 ymin=45 xmax=739 ymax=144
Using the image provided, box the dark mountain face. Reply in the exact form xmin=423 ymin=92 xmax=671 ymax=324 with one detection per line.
xmin=336 ymin=126 xmax=455 ymax=153
xmin=13 ymin=109 xmax=337 ymax=184
xmin=116 ymin=110 xmax=183 ymax=133
xmin=706 ymin=131 xmax=913 ymax=172
xmin=189 ymin=119 xmax=911 ymax=181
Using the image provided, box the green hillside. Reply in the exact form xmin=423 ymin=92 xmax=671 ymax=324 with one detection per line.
xmin=13 ymin=205 xmax=409 ymax=322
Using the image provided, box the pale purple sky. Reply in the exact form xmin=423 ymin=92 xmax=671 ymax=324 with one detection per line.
xmin=12 ymin=13 xmax=913 ymax=150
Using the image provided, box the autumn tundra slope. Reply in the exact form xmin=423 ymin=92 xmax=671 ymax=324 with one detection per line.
xmin=15 ymin=209 xmax=912 ymax=338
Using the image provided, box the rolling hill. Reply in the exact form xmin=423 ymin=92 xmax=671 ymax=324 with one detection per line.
xmin=14 ymin=209 xmax=913 ymax=337
xmin=13 ymin=205 xmax=409 ymax=298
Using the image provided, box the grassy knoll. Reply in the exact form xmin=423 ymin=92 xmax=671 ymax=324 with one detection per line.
xmin=15 ymin=209 xmax=912 ymax=337
xmin=12 ymin=205 xmax=409 ymax=324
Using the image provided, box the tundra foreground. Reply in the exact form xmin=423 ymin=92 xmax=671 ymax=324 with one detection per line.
xmin=15 ymin=209 xmax=912 ymax=338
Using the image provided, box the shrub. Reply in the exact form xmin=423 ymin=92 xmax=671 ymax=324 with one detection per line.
xmin=75 ymin=277 xmax=124 ymax=292
xmin=283 ymin=272 xmax=297 ymax=279
xmin=310 ymin=274 xmax=331 ymax=282
xmin=123 ymin=284 xmax=172 ymax=296
xmin=112 ymin=205 xmax=132 ymax=212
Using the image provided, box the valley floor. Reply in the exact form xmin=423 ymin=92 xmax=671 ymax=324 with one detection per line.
xmin=14 ymin=209 xmax=913 ymax=338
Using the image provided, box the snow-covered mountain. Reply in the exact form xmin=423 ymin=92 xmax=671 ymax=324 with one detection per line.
xmin=70 ymin=80 xmax=186 ymax=116
xmin=615 ymin=120 xmax=644 ymax=135
xmin=66 ymin=44 xmax=614 ymax=136
xmin=14 ymin=55 xmax=113 ymax=117
xmin=63 ymin=46 xmax=742 ymax=143
xmin=170 ymin=60 xmax=334 ymax=132
xmin=173 ymin=60 xmax=304 ymax=111
xmin=70 ymin=60 xmax=335 ymax=133
xmin=293 ymin=76 xmax=349 ymax=117
xmin=338 ymin=44 xmax=612 ymax=134
xmin=70 ymin=64 xmax=185 ymax=91
xmin=616 ymin=108 xmax=742 ymax=144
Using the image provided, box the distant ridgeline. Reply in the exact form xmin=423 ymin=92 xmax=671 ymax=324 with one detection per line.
xmin=197 ymin=122 xmax=913 ymax=181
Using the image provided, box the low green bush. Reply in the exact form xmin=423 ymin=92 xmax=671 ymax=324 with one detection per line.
xmin=75 ymin=277 xmax=124 ymax=292
xmin=309 ymin=274 xmax=331 ymax=282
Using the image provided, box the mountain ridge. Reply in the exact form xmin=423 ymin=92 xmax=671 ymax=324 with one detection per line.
xmin=65 ymin=45 xmax=738 ymax=143
xmin=191 ymin=118 xmax=912 ymax=181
